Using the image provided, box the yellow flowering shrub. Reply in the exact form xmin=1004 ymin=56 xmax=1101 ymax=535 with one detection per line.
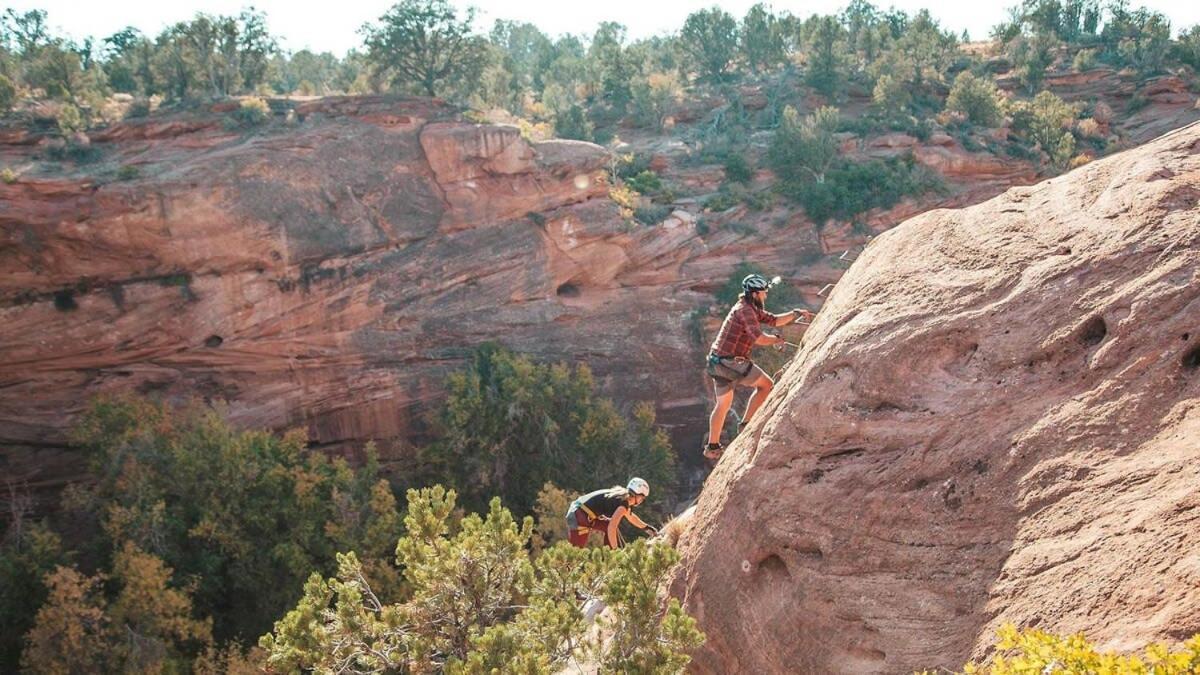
xmin=929 ymin=624 xmax=1200 ymax=675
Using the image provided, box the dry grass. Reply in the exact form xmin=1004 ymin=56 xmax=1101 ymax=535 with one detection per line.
xmin=660 ymin=505 xmax=696 ymax=548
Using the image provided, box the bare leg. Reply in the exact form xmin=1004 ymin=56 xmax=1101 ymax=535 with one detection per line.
xmin=708 ymin=388 xmax=735 ymax=445
xmin=741 ymin=373 xmax=775 ymax=426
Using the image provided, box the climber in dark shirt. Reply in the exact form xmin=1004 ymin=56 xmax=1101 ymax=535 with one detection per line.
xmin=566 ymin=478 xmax=657 ymax=549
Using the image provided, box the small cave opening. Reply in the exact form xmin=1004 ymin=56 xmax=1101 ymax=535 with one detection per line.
xmin=556 ymin=282 xmax=581 ymax=298
xmin=757 ymin=553 xmax=791 ymax=579
xmin=205 ymin=335 xmax=224 ymax=348
xmin=1079 ymin=315 xmax=1107 ymax=346
xmin=1183 ymin=344 xmax=1200 ymax=370
xmin=53 ymin=290 xmax=77 ymax=311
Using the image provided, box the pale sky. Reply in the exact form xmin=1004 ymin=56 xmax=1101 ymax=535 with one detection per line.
xmin=6 ymin=0 xmax=1200 ymax=56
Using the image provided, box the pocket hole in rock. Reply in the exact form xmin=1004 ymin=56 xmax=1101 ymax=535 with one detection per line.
xmin=1183 ymin=344 xmax=1200 ymax=370
xmin=757 ymin=554 xmax=790 ymax=578
xmin=1079 ymin=316 xmax=1107 ymax=346
xmin=556 ymin=282 xmax=581 ymax=298
xmin=53 ymin=290 xmax=77 ymax=311
xmin=205 ymin=335 xmax=224 ymax=348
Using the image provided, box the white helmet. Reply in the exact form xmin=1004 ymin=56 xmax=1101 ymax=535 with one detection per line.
xmin=627 ymin=477 xmax=650 ymax=497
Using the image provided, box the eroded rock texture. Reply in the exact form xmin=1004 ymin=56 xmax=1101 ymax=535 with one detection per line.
xmin=670 ymin=122 xmax=1200 ymax=673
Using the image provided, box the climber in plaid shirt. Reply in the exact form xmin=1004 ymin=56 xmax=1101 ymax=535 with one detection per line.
xmin=703 ymin=273 xmax=814 ymax=460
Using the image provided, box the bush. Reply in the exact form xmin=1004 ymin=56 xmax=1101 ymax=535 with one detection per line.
xmin=943 ymin=624 xmax=1200 ymax=674
xmin=703 ymin=191 xmax=740 ymax=213
xmin=232 ymin=97 xmax=270 ymax=126
xmin=1176 ymin=25 xmax=1200 ymax=71
xmin=261 ymin=487 xmax=704 ymax=673
xmin=66 ymin=396 xmax=403 ymax=643
xmin=782 ymin=156 xmax=943 ymax=225
xmin=22 ymin=544 xmax=213 ymax=673
xmin=1 ymin=168 xmax=16 ymax=184
xmin=125 ymin=98 xmax=152 ymax=119
xmin=768 ymin=105 xmax=841 ymax=186
xmin=626 ymin=169 xmax=664 ymax=195
xmin=634 ymin=203 xmax=673 ymax=225
xmin=609 ymin=183 xmax=639 ymax=219
xmin=553 ymin=103 xmax=592 ymax=141
xmin=0 ymin=522 xmax=66 ymax=670
xmin=56 ymin=103 xmax=85 ymax=134
xmin=871 ymin=73 xmax=911 ymax=118
xmin=723 ymin=153 xmax=753 ymax=184
xmin=1072 ymin=48 xmax=1098 ymax=72
xmin=1011 ymin=90 xmax=1079 ymax=168
xmin=425 ymin=344 xmax=676 ymax=518
xmin=116 ymin=165 xmax=139 ymax=181
xmin=0 ymin=74 xmax=16 ymax=114
xmin=945 ymin=72 xmax=1005 ymax=127
xmin=1076 ymin=117 xmax=1103 ymax=139
xmin=631 ymin=71 xmax=683 ymax=130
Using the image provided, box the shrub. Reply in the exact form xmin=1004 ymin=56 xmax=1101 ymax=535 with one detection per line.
xmin=116 ymin=165 xmax=139 ymax=181
xmin=67 ymin=396 xmax=403 ymax=642
xmin=1011 ymin=91 xmax=1079 ymax=167
xmin=943 ymin=624 xmax=1200 ymax=674
xmin=553 ymin=103 xmax=592 ymax=141
xmin=634 ymin=203 xmax=673 ymax=225
xmin=768 ymin=105 xmax=841 ymax=186
xmin=626 ymin=169 xmax=664 ymax=195
xmin=261 ymin=487 xmax=704 ymax=673
xmin=1076 ymin=117 xmax=1103 ymax=139
xmin=1069 ymin=153 xmax=1093 ymax=169
xmin=871 ymin=73 xmax=910 ymax=118
xmin=0 ymin=74 xmax=16 ymax=114
xmin=631 ymin=71 xmax=683 ymax=130
xmin=21 ymin=543 xmax=213 ymax=673
xmin=0 ymin=522 xmax=66 ymax=670
xmin=742 ymin=188 xmax=774 ymax=211
xmin=782 ymin=156 xmax=943 ymax=225
xmin=609 ymin=183 xmax=639 ymax=219
xmin=125 ymin=98 xmax=152 ymax=119
xmin=945 ymin=71 xmax=1005 ymax=127
xmin=704 ymin=191 xmax=740 ymax=212
xmin=56 ymin=103 xmax=85 ymax=134
xmin=232 ymin=97 xmax=270 ymax=126
xmin=531 ymin=482 xmax=573 ymax=551
xmin=1 ymin=167 xmax=16 ymax=184
xmin=1072 ymin=48 xmax=1098 ymax=72
xmin=425 ymin=344 xmax=676 ymax=518
xmin=1176 ymin=25 xmax=1200 ymax=70
xmin=723 ymin=153 xmax=753 ymax=184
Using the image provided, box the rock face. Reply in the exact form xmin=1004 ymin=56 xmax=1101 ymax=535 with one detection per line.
xmin=4 ymin=96 xmax=834 ymax=496
xmin=669 ymin=122 xmax=1200 ymax=672
xmin=0 ymin=97 xmax=655 ymax=489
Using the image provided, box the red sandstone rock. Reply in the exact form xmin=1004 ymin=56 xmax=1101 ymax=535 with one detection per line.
xmin=868 ymin=133 xmax=918 ymax=149
xmin=669 ymin=121 xmax=1200 ymax=673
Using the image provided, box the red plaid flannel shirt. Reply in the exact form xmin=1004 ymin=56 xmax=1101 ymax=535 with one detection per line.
xmin=709 ymin=298 xmax=781 ymax=359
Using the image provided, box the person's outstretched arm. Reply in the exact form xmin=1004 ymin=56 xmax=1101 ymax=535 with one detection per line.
xmin=607 ymin=508 xmax=626 ymax=548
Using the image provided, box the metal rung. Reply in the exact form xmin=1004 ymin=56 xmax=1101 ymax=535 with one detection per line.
xmin=817 ymin=283 xmax=835 ymax=297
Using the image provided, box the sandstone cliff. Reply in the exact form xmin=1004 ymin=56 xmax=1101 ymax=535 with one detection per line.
xmin=2 ymin=85 xmax=1197 ymax=509
xmin=669 ymin=121 xmax=1200 ymax=673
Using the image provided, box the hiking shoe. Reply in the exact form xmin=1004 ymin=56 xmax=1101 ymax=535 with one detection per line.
xmin=702 ymin=442 xmax=724 ymax=460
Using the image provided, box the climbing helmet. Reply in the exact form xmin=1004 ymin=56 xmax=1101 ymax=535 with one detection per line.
xmin=627 ymin=477 xmax=650 ymax=497
xmin=741 ymin=273 xmax=773 ymax=293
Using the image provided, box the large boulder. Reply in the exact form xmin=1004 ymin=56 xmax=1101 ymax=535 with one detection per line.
xmin=669 ymin=122 xmax=1200 ymax=673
